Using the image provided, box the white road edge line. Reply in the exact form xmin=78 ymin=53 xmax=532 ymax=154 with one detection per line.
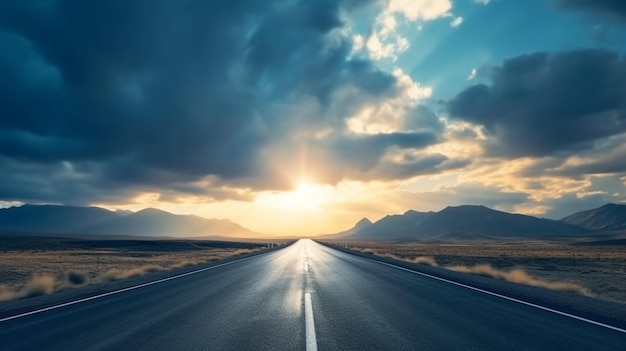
xmin=304 ymin=292 xmax=318 ymax=351
xmin=0 ymin=253 xmax=262 ymax=323
xmin=361 ymin=256 xmax=626 ymax=334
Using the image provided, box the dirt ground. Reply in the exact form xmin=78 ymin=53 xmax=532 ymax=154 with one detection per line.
xmin=0 ymin=236 xmax=268 ymax=301
xmin=336 ymin=241 xmax=626 ymax=304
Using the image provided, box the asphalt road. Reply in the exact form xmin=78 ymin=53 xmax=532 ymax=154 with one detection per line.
xmin=1 ymin=239 xmax=626 ymax=350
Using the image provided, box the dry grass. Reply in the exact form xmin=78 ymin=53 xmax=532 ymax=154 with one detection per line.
xmin=0 ymin=275 xmax=57 ymax=301
xmin=447 ymin=264 xmax=591 ymax=295
xmin=0 ymin=238 xmax=264 ymax=302
xmin=344 ymin=241 xmax=626 ymax=303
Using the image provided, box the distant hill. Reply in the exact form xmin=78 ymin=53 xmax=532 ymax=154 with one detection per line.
xmin=348 ymin=210 xmax=433 ymax=239
xmin=318 ymin=217 xmax=372 ymax=238
xmin=560 ymin=204 xmax=626 ymax=231
xmin=330 ymin=205 xmax=590 ymax=240
xmin=415 ymin=205 xmax=586 ymax=237
xmin=0 ymin=204 xmax=260 ymax=238
xmin=0 ymin=205 xmax=123 ymax=234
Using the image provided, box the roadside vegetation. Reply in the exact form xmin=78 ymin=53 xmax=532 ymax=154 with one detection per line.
xmin=340 ymin=241 xmax=626 ymax=303
xmin=0 ymin=237 xmax=266 ymax=301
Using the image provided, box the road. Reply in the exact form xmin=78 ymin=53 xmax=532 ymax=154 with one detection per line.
xmin=1 ymin=239 xmax=625 ymax=350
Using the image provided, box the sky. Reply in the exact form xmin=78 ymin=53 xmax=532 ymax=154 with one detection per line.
xmin=1 ymin=0 xmax=626 ymax=236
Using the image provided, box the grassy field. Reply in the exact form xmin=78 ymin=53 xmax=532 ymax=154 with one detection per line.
xmin=4 ymin=236 xmax=625 ymax=304
xmin=0 ymin=236 xmax=268 ymax=301
xmin=332 ymin=240 xmax=626 ymax=304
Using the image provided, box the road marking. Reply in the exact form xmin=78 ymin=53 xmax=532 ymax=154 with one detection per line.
xmin=0 ymin=253 xmax=264 ymax=323
xmin=304 ymin=261 xmax=309 ymax=272
xmin=304 ymin=293 xmax=318 ymax=351
xmin=359 ymin=255 xmax=626 ymax=334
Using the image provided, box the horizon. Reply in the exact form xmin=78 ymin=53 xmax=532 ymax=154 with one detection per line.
xmin=2 ymin=1 xmax=626 ymax=236
xmin=1 ymin=201 xmax=624 ymax=237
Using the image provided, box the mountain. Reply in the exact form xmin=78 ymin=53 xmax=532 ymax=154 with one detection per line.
xmin=0 ymin=205 xmax=123 ymax=234
xmin=350 ymin=210 xmax=433 ymax=239
xmin=339 ymin=205 xmax=589 ymax=240
xmin=92 ymin=208 xmax=257 ymax=237
xmin=414 ymin=205 xmax=585 ymax=237
xmin=560 ymin=204 xmax=626 ymax=231
xmin=320 ymin=217 xmax=373 ymax=238
xmin=0 ymin=204 xmax=259 ymax=238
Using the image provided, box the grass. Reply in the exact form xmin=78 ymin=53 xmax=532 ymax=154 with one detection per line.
xmin=339 ymin=241 xmax=626 ymax=303
xmin=0 ymin=236 xmax=267 ymax=302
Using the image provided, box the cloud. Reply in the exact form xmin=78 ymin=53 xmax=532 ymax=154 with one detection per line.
xmin=555 ymin=0 xmax=626 ymax=24
xmin=0 ymin=0 xmax=448 ymax=205
xmin=447 ymin=49 xmax=626 ymax=158
xmin=300 ymin=131 xmax=447 ymax=184
xmin=392 ymin=182 xmax=531 ymax=213
xmin=543 ymin=135 xmax=626 ymax=178
xmin=450 ymin=16 xmax=463 ymax=28
xmin=386 ymin=0 xmax=452 ymax=21
xmin=362 ymin=0 xmax=454 ymax=61
xmin=467 ymin=68 xmax=477 ymax=80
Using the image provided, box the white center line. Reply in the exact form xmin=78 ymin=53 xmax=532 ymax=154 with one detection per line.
xmin=304 ymin=293 xmax=318 ymax=351
xmin=304 ymin=261 xmax=309 ymax=272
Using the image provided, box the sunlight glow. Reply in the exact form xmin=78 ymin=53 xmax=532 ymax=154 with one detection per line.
xmin=296 ymin=181 xmax=322 ymax=196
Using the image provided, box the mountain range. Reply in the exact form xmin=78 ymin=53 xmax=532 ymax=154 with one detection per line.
xmin=560 ymin=204 xmax=626 ymax=231
xmin=1 ymin=203 xmax=625 ymax=240
xmin=0 ymin=205 xmax=259 ymax=238
xmin=326 ymin=204 xmax=626 ymax=241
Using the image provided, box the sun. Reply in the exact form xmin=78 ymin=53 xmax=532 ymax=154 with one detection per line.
xmin=296 ymin=181 xmax=316 ymax=195
xmin=292 ymin=180 xmax=326 ymax=203
xmin=255 ymin=176 xmax=334 ymax=215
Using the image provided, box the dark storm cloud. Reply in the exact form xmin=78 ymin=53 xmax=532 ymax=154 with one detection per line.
xmin=404 ymin=105 xmax=444 ymax=134
xmin=554 ymin=146 xmax=626 ymax=176
xmin=0 ymin=0 xmax=443 ymax=204
xmin=371 ymin=156 xmax=471 ymax=180
xmin=329 ymin=131 xmax=441 ymax=173
xmin=0 ymin=0 xmax=269 ymax=173
xmin=447 ymin=49 xmax=626 ymax=158
xmin=555 ymin=0 xmax=626 ymax=24
xmin=0 ymin=156 xmax=253 ymax=206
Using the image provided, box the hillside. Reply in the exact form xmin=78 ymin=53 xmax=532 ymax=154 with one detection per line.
xmin=560 ymin=204 xmax=626 ymax=231
xmin=350 ymin=210 xmax=433 ymax=239
xmin=414 ymin=205 xmax=586 ymax=237
xmin=332 ymin=205 xmax=590 ymax=240
xmin=319 ymin=217 xmax=373 ymax=238
xmin=0 ymin=205 xmax=123 ymax=234
xmin=0 ymin=205 xmax=259 ymax=238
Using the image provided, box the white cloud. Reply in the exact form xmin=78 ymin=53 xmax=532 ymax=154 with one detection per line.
xmin=352 ymin=34 xmax=364 ymax=51
xmin=387 ymin=0 xmax=453 ymax=21
xmin=366 ymin=33 xmax=396 ymax=60
xmin=346 ymin=69 xmax=433 ymax=134
xmin=363 ymin=0 xmax=455 ymax=61
xmin=379 ymin=14 xmax=398 ymax=37
xmin=364 ymin=31 xmax=410 ymax=61
xmin=467 ymin=68 xmax=477 ymax=80
xmin=450 ymin=16 xmax=463 ymax=27
xmin=396 ymin=36 xmax=410 ymax=52
xmin=393 ymin=68 xmax=433 ymax=100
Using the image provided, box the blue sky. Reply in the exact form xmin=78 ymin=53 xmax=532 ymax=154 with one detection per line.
xmin=1 ymin=0 xmax=626 ymax=235
xmin=355 ymin=0 xmax=626 ymax=99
